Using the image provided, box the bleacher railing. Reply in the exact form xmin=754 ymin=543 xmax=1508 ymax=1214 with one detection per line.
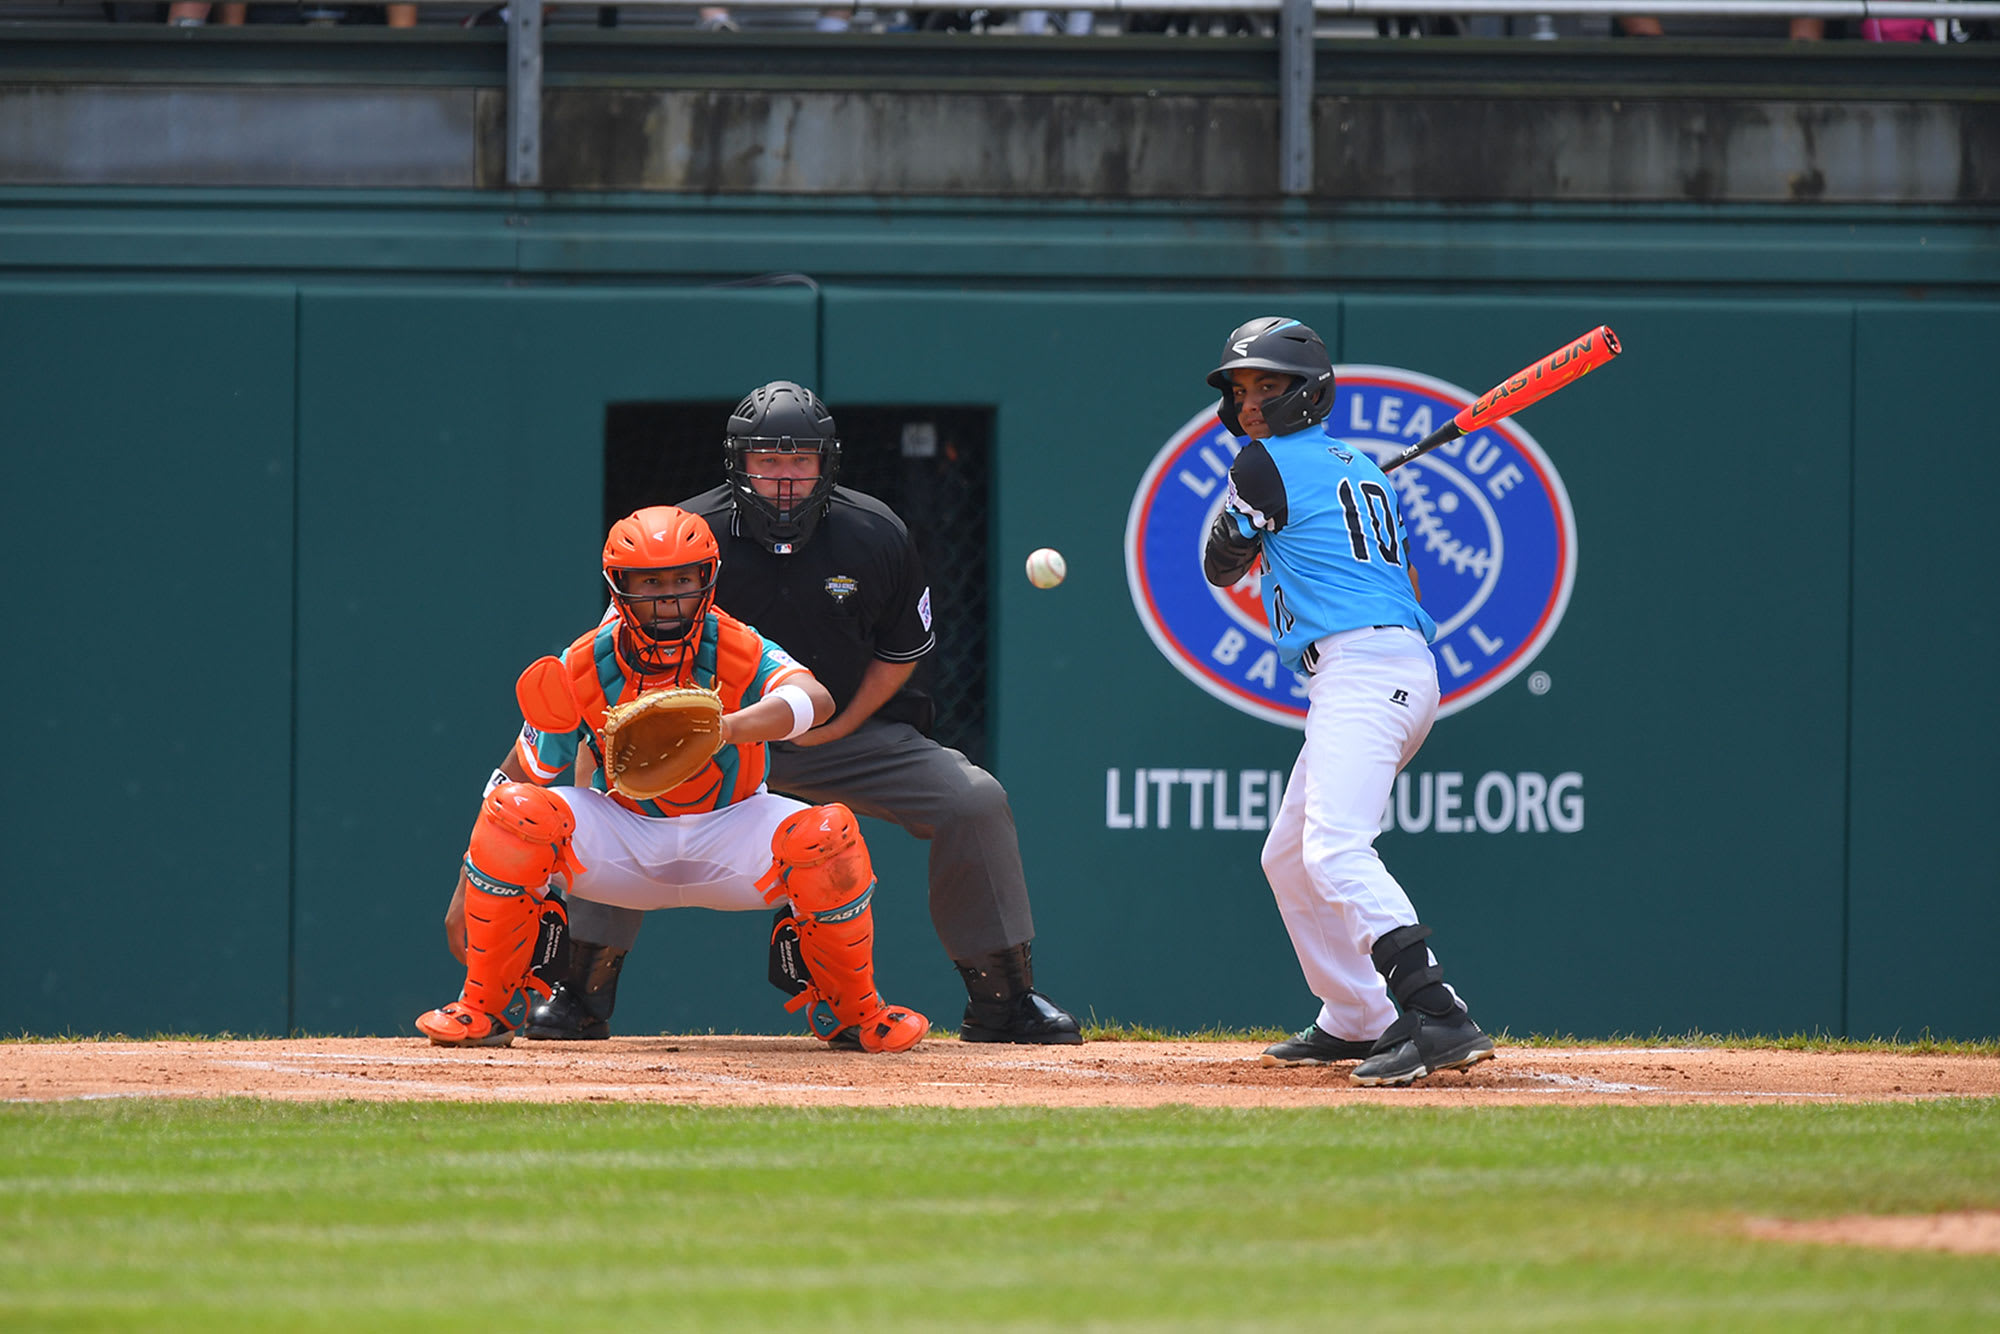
xmin=364 ymin=0 xmax=2000 ymax=189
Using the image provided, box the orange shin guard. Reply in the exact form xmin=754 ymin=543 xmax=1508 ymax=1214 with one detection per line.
xmin=460 ymin=783 xmax=585 ymax=1016
xmin=755 ymin=804 xmax=928 ymax=1053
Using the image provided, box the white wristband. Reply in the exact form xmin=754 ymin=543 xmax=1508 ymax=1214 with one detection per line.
xmin=769 ymin=683 xmax=817 ymax=740
xmin=482 ymin=768 xmax=509 ymax=798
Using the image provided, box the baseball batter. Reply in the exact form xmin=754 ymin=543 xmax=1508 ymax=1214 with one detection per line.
xmin=419 ymin=505 xmax=927 ymax=1053
xmin=1201 ymin=317 xmax=1495 ymax=1086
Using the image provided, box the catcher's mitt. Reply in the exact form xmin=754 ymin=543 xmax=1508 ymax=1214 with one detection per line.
xmin=600 ymin=686 xmax=726 ymax=800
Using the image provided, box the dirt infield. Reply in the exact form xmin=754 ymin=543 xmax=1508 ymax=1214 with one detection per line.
xmin=1745 ymin=1212 xmax=2000 ymax=1257
xmin=7 ymin=1036 xmax=1998 ymax=1108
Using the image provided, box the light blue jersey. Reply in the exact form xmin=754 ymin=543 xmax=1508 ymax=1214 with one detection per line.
xmin=1224 ymin=422 xmax=1437 ymax=673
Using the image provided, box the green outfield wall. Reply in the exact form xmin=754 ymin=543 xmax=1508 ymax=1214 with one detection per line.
xmin=3 ymin=192 xmax=1994 ymax=1042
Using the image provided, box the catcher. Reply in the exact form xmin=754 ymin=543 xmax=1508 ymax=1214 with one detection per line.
xmin=417 ymin=505 xmax=929 ymax=1053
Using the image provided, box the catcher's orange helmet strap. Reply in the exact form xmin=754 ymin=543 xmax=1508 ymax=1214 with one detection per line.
xmin=516 ymin=655 xmax=584 ymax=735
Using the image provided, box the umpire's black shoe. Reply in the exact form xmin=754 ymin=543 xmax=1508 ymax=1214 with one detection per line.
xmin=522 ymin=942 xmax=627 ymax=1041
xmin=961 ymin=990 xmax=1084 ymax=1045
xmin=955 ymin=942 xmax=1084 ymax=1044
xmin=1259 ymin=1024 xmax=1377 ymax=1067
xmin=522 ymin=983 xmax=610 ymax=1041
xmin=1349 ymin=1009 xmax=1495 ymax=1087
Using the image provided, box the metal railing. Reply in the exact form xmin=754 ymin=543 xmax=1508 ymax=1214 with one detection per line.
xmin=354 ymin=0 xmax=2000 ymax=188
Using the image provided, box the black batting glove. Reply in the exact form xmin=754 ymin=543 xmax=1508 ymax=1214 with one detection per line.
xmin=1203 ymin=510 xmax=1262 ymax=587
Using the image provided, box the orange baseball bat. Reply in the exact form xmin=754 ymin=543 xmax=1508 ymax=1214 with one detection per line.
xmin=1382 ymin=325 xmax=1622 ymax=472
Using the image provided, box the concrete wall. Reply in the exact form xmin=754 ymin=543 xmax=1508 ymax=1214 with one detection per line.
xmin=1 ymin=30 xmax=1994 ymax=200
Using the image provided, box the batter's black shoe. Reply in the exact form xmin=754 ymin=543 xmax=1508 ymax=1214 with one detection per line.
xmin=955 ymin=942 xmax=1084 ymax=1045
xmin=522 ymin=942 xmax=626 ymax=1041
xmin=1259 ymin=1024 xmax=1377 ymax=1067
xmin=1349 ymin=1009 xmax=1495 ymax=1087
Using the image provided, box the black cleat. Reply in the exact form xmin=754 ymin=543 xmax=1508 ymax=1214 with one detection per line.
xmin=522 ymin=983 xmax=610 ymax=1041
xmin=1259 ymin=1025 xmax=1377 ymax=1067
xmin=1350 ymin=1009 xmax=1495 ymax=1087
xmin=961 ymin=990 xmax=1084 ymax=1045
xmin=521 ymin=942 xmax=627 ymax=1041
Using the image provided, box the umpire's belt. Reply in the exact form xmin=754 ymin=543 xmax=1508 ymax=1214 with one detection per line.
xmin=1300 ymin=626 xmax=1403 ymax=675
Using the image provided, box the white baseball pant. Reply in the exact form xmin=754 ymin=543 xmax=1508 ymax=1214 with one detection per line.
xmin=1261 ymin=626 xmax=1440 ymax=1043
xmin=549 ymin=787 xmax=803 ymax=913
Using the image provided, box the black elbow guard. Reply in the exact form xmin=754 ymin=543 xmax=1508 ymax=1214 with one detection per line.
xmin=1203 ymin=511 xmax=1261 ymax=587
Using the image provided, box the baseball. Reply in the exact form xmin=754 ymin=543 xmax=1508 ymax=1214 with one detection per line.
xmin=1025 ymin=547 xmax=1067 ymax=589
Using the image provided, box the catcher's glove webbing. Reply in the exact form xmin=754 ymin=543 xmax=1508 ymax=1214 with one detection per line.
xmin=599 ymin=686 xmax=726 ymax=800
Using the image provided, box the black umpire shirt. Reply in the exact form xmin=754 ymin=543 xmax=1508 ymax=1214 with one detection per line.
xmin=681 ymin=484 xmax=938 ymax=733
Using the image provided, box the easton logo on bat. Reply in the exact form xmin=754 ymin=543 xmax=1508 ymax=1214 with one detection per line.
xmin=1124 ymin=365 xmax=1579 ymax=728
xmin=1464 ymin=328 xmax=1612 ymax=423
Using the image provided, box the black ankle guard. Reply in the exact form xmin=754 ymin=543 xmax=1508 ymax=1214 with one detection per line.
xmin=1371 ymin=923 xmax=1456 ymax=1017
xmin=955 ymin=942 xmax=1034 ymax=1008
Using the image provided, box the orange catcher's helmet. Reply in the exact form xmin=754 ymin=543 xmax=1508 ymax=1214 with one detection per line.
xmin=602 ymin=506 xmax=721 ymax=674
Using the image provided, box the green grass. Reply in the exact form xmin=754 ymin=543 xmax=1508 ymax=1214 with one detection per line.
xmin=3 ymin=1100 xmax=1997 ymax=1331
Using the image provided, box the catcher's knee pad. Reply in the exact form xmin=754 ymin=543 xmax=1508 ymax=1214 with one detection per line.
xmin=755 ymin=802 xmax=873 ymax=915
xmin=755 ymin=806 xmax=927 ymax=1054
xmin=465 ymin=783 xmax=586 ymax=896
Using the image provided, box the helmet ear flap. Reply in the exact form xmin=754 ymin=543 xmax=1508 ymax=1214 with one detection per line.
xmin=1217 ymin=394 xmax=1245 ymax=437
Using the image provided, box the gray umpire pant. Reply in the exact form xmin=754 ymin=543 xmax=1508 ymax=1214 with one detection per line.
xmin=563 ymin=718 xmax=1037 ymax=961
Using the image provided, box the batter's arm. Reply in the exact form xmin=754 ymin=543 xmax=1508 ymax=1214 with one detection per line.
xmin=1206 ymin=443 xmax=1286 ymax=587
xmin=793 ymin=657 xmax=917 ymax=747
xmin=444 ymin=747 xmax=536 ymax=964
xmin=1408 ymin=564 xmax=1422 ymax=602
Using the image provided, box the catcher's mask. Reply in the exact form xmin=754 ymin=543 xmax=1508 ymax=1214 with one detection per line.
xmin=724 ymin=380 xmax=840 ymax=553
xmin=1206 ymin=316 xmax=1335 ymax=438
xmin=603 ymin=506 xmax=722 ymax=674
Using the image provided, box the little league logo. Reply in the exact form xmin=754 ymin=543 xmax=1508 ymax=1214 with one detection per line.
xmin=1125 ymin=366 xmax=1578 ymax=728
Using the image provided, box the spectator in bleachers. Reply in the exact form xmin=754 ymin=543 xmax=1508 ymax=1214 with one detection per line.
xmin=686 ymin=5 xmax=858 ymax=32
xmin=165 ymin=3 xmax=417 ymax=23
xmin=1125 ymin=10 xmax=1258 ymax=36
xmin=1617 ymin=15 xmax=1828 ymax=38
xmin=1019 ymin=8 xmax=1092 ymax=35
xmin=166 ymin=3 xmax=244 ymax=22
xmin=1860 ymin=16 xmax=1936 ymax=40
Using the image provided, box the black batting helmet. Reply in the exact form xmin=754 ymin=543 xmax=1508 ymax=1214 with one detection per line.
xmin=724 ymin=381 xmax=841 ymax=552
xmin=1206 ymin=317 xmax=1336 ymax=438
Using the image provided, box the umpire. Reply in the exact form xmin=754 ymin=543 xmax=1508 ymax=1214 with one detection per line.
xmin=527 ymin=381 xmax=1082 ymax=1045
